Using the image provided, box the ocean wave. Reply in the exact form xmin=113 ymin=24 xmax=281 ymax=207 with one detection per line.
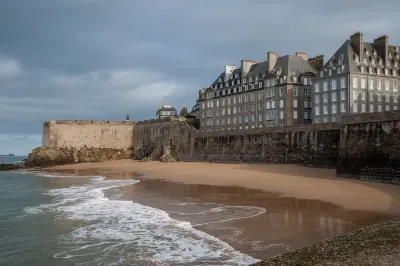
xmin=24 ymin=176 xmax=260 ymax=265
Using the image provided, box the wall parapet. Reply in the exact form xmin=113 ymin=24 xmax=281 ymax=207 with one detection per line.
xmin=49 ymin=120 xmax=135 ymax=125
xmin=136 ymin=117 xmax=177 ymax=125
xmin=341 ymin=111 xmax=400 ymax=124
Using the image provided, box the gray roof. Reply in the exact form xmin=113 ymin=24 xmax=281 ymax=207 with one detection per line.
xmin=158 ymin=107 xmax=177 ymax=112
xmin=268 ymin=55 xmax=316 ymax=78
xmin=322 ymin=39 xmax=400 ymax=74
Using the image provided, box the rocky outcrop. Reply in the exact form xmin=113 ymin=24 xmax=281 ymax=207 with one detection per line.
xmin=25 ymin=146 xmax=133 ymax=168
xmin=0 ymin=164 xmax=23 ymax=171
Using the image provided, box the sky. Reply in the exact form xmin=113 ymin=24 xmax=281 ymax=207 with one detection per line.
xmin=0 ymin=0 xmax=399 ymax=155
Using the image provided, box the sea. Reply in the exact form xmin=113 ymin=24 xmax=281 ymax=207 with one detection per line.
xmin=0 ymin=156 xmax=261 ymax=266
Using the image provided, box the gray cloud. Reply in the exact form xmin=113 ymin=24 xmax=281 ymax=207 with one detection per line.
xmin=0 ymin=0 xmax=400 ymax=154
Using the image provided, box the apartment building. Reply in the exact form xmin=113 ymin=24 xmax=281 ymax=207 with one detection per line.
xmin=198 ymin=52 xmax=322 ymax=131
xmin=312 ymin=32 xmax=400 ymax=123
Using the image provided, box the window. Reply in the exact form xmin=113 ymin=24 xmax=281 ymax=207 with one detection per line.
xmin=259 ymin=82 xmax=263 ymax=88
xmin=361 ymin=78 xmax=366 ymax=89
xmin=361 ymin=90 xmax=366 ymax=101
xmin=341 ymin=90 xmax=346 ymax=100
xmin=239 ymin=95 xmax=243 ymax=103
xmin=216 ymin=100 xmax=220 ymax=107
xmin=385 ymin=92 xmax=390 ymax=102
xmin=227 ymin=98 xmax=231 ymax=105
xmin=304 ymin=111 xmax=309 ymax=119
xmin=222 ymin=109 xmax=226 ymax=116
xmin=323 ymin=116 xmax=328 ymax=123
xmin=394 ymin=93 xmax=398 ymax=103
xmin=293 ymin=87 xmax=298 ymax=96
xmin=239 ymin=116 xmax=242 ymax=123
xmin=293 ymin=99 xmax=298 ymax=108
xmin=370 ymin=79 xmax=374 ymax=90
xmin=280 ymin=99 xmax=284 ymax=108
xmin=328 ymin=69 xmax=332 ymax=76
xmin=304 ymin=100 xmax=309 ymax=108
xmin=323 ymin=81 xmax=328 ymax=91
xmin=271 ymin=101 xmax=276 ymax=108
xmin=369 ymin=103 xmax=374 ymax=113
xmin=353 ymin=102 xmax=358 ymax=113
xmin=369 ymin=91 xmax=374 ymax=101
xmin=378 ymin=92 xmax=382 ymax=101
xmin=323 ymin=105 xmax=328 ymax=115
xmin=385 ymin=80 xmax=390 ymax=91
xmin=323 ymin=93 xmax=328 ymax=103
xmin=332 ymin=104 xmax=337 ymax=114
xmin=315 ymin=94 xmax=320 ymax=104
xmin=341 ymin=102 xmax=346 ymax=113
xmin=353 ymin=90 xmax=358 ymax=100
xmin=362 ymin=103 xmax=366 ymax=113
xmin=251 ymin=103 xmax=255 ymax=111
xmin=332 ymin=80 xmax=337 ymax=90
xmin=315 ymin=82 xmax=320 ymax=93
xmin=245 ymin=94 xmax=249 ymax=102
xmin=303 ymin=78 xmax=308 ymax=85
xmin=331 ymin=91 xmax=336 ymax=102
xmin=353 ymin=77 xmax=358 ymax=88
xmin=280 ymin=110 xmax=284 ymax=119
xmin=361 ymin=66 xmax=364 ymax=73
xmin=304 ymin=88 xmax=309 ymax=96
xmin=233 ymin=106 xmax=236 ymax=114
xmin=227 ymin=108 xmax=231 ymax=115
xmin=378 ymin=80 xmax=382 ymax=90
xmin=386 ymin=104 xmax=390 ymax=111
xmin=258 ymin=103 xmax=262 ymax=110
xmin=293 ymin=110 xmax=298 ymax=119
xmin=378 ymin=104 xmax=382 ymax=112
xmin=332 ymin=116 xmax=337 ymax=122
xmin=385 ymin=68 xmax=389 ymax=75
xmin=341 ymin=78 xmax=346 ymax=89
xmin=266 ymin=80 xmax=270 ymax=87
xmin=337 ymin=67 xmax=341 ymax=74
xmin=319 ymin=71 xmax=323 ymax=77
xmin=280 ymin=88 xmax=284 ymax=96
xmin=266 ymin=101 xmax=271 ymax=109
xmin=233 ymin=97 xmax=237 ymax=104
xmin=251 ymin=93 xmax=255 ymax=101
xmin=258 ymin=92 xmax=263 ymax=100
xmin=315 ymin=105 xmax=320 ymax=115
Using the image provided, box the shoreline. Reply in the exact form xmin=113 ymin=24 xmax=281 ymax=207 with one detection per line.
xmin=37 ymin=159 xmax=400 ymax=215
xmin=28 ymin=160 xmax=400 ymax=264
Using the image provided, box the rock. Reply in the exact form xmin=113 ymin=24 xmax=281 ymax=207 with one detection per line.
xmin=0 ymin=163 xmax=23 ymax=171
xmin=160 ymin=154 xmax=176 ymax=163
xmin=25 ymin=146 xmax=134 ymax=168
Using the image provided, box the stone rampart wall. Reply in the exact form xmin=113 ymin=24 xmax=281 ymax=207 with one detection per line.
xmin=43 ymin=120 xmax=134 ymax=150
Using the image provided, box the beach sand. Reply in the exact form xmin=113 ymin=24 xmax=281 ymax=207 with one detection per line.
xmin=41 ymin=160 xmax=400 ymax=260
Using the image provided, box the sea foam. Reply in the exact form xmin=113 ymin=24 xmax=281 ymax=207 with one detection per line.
xmin=24 ymin=175 xmax=260 ymax=265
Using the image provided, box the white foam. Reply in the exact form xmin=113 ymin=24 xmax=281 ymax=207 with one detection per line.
xmin=24 ymin=177 xmax=260 ymax=265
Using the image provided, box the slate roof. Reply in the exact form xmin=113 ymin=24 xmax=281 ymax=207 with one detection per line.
xmin=158 ymin=107 xmax=177 ymax=112
xmin=268 ymin=55 xmax=316 ymax=78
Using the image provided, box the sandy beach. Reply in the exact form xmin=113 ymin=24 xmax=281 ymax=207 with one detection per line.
xmin=35 ymin=160 xmax=400 ymax=261
xmin=46 ymin=160 xmax=400 ymax=215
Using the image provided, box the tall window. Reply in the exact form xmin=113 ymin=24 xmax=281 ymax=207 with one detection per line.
xmin=353 ymin=77 xmax=358 ymax=88
xmin=280 ymin=99 xmax=284 ymax=108
xmin=361 ymin=78 xmax=366 ymax=89
xmin=323 ymin=81 xmax=328 ymax=91
xmin=293 ymin=87 xmax=298 ymax=96
xmin=315 ymin=94 xmax=320 ymax=104
xmin=315 ymin=82 xmax=320 ymax=93
xmin=293 ymin=99 xmax=298 ymax=108
xmin=332 ymin=104 xmax=337 ymax=114
xmin=341 ymin=102 xmax=346 ymax=113
xmin=353 ymin=102 xmax=358 ymax=113
xmin=332 ymin=80 xmax=337 ymax=90
xmin=341 ymin=78 xmax=346 ymax=89
xmin=293 ymin=110 xmax=298 ymax=119
xmin=331 ymin=91 xmax=337 ymax=101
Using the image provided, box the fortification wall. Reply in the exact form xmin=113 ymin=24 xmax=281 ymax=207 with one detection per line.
xmin=337 ymin=111 xmax=400 ymax=184
xmin=43 ymin=120 xmax=135 ymax=150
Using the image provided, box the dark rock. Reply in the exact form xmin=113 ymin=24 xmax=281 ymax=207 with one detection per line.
xmin=0 ymin=164 xmax=23 ymax=171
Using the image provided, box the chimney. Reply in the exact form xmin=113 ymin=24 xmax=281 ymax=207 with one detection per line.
xmin=241 ymin=60 xmax=257 ymax=76
xmin=224 ymin=64 xmax=236 ymax=80
xmin=295 ymin=52 xmax=308 ymax=61
xmin=267 ymin=51 xmax=278 ymax=71
xmin=307 ymin=55 xmax=325 ymax=71
xmin=373 ymin=35 xmax=389 ymax=66
xmin=350 ymin=31 xmax=363 ymax=58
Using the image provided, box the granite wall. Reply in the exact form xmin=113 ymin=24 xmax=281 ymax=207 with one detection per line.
xmin=337 ymin=111 xmax=400 ymax=184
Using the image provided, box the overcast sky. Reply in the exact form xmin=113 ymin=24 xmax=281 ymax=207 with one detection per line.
xmin=0 ymin=0 xmax=399 ymax=155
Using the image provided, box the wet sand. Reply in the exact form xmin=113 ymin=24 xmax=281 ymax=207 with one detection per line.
xmin=38 ymin=160 xmax=400 ymax=260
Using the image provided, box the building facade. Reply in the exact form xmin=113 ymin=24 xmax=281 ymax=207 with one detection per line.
xmin=198 ymin=52 xmax=323 ymax=132
xmin=312 ymin=32 xmax=400 ymax=123
xmin=156 ymin=105 xmax=177 ymax=119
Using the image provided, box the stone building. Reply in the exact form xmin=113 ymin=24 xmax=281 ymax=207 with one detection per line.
xmin=312 ymin=32 xmax=400 ymax=123
xmin=156 ymin=104 xmax=177 ymax=119
xmin=197 ymin=52 xmax=322 ymax=131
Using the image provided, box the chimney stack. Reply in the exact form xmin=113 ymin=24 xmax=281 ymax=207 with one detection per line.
xmin=241 ymin=60 xmax=257 ymax=76
xmin=373 ymin=35 xmax=389 ymax=66
xmin=267 ymin=51 xmax=278 ymax=71
xmin=350 ymin=32 xmax=363 ymax=58
xmin=295 ymin=52 xmax=308 ymax=61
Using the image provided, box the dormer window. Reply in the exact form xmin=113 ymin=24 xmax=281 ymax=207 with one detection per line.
xmin=361 ymin=66 xmax=364 ymax=73
xmin=328 ymin=69 xmax=332 ymax=75
xmin=249 ymin=77 xmax=253 ymax=82
xmin=369 ymin=67 xmax=373 ymax=74
xmin=237 ymin=79 xmax=241 ymax=85
xmin=243 ymin=78 xmax=247 ymax=83
xmin=385 ymin=68 xmax=389 ymax=75
xmin=231 ymin=80 xmax=234 ymax=86
xmin=319 ymin=71 xmax=323 ymax=77
xmin=304 ymin=77 xmax=308 ymax=85
xmin=219 ymin=83 xmax=223 ymax=88
xmin=218 ymin=78 xmax=222 ymax=82
xmin=377 ymin=68 xmax=381 ymax=75
xmin=235 ymin=73 xmax=239 ymax=78
xmin=337 ymin=67 xmax=341 ymax=74
xmin=255 ymin=75 xmax=259 ymax=81
xmin=371 ymin=59 xmax=375 ymax=65
xmin=225 ymin=82 xmax=229 ymax=87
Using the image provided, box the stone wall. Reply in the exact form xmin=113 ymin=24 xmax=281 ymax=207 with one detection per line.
xmin=337 ymin=111 xmax=400 ymax=184
xmin=133 ymin=119 xmax=341 ymax=167
xmin=43 ymin=120 xmax=135 ymax=150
